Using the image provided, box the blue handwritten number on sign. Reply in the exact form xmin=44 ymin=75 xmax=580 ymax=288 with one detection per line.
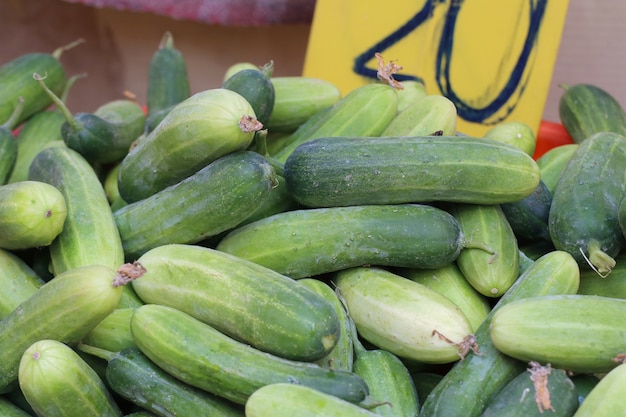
xmin=353 ymin=0 xmax=548 ymax=124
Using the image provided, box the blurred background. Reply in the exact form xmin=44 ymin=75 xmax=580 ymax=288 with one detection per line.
xmin=1 ymin=0 xmax=623 ymax=123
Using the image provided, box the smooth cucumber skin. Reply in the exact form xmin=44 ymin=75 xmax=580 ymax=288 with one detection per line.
xmin=399 ymin=263 xmax=491 ymax=332
xmin=500 ymin=180 xmax=552 ymax=242
xmin=0 ymin=397 xmax=32 ymax=417
xmin=0 ymin=264 xmax=123 ymax=394
xmin=216 ymin=204 xmax=464 ymax=279
xmin=0 ymin=131 xmax=17 ymax=185
xmin=299 ymin=278 xmax=354 ymax=371
xmin=489 ymin=294 xmax=626 ymax=374
xmin=273 ymin=82 xmax=398 ymax=163
xmin=418 ymin=250 xmax=580 ymax=417
xmin=146 ymin=31 xmax=190 ymax=116
xmin=484 ymin=120 xmax=536 ymax=156
xmin=114 ymin=151 xmax=277 ymax=260
xmin=0 ymin=180 xmax=67 ymax=250
xmin=395 ymin=80 xmax=428 ymax=112
xmin=245 ymin=383 xmax=380 ymax=417
xmin=117 ymin=88 xmax=258 ymax=203
xmin=478 ymin=367 xmax=578 ymax=417
xmin=334 ymin=267 xmax=473 ymax=364
xmin=18 ymin=339 xmax=122 ymax=417
xmin=577 ymin=251 xmax=626 ymax=299
xmin=131 ymin=244 xmax=340 ymax=362
xmin=572 ymin=362 xmax=626 ymax=416
xmin=448 ymin=203 xmax=519 ymax=298
xmin=223 ymin=66 xmax=275 ymax=125
xmin=130 ymin=304 xmax=370 ymax=405
xmin=81 ymin=308 xmax=136 ymax=353
xmin=8 ymin=110 xmax=66 ymax=184
xmin=548 ymin=132 xmax=626 ymax=274
xmin=381 ymin=94 xmax=457 ymax=137
xmin=267 ymin=76 xmax=342 ymax=132
xmin=353 ymin=349 xmax=420 ymax=417
xmin=0 ymin=53 xmax=66 ymax=126
xmin=559 ymin=83 xmax=626 ymax=143
xmin=0 ymin=249 xmax=44 ymax=319
xmin=535 ymin=143 xmax=578 ymax=194
xmin=28 ymin=146 xmax=124 ymax=275
xmin=283 ymin=136 xmax=541 ymax=208
xmin=106 ymin=347 xmax=243 ymax=417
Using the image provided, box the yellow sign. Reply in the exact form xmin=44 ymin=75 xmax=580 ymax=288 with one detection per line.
xmin=303 ymin=0 xmax=570 ymax=137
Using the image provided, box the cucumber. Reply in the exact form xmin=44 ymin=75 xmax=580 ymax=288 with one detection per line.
xmin=381 ymin=94 xmax=457 ymax=137
xmin=216 ymin=204 xmax=465 ymax=279
xmin=77 ymin=345 xmax=244 ymax=417
xmin=223 ymin=62 xmax=259 ymax=81
xmin=81 ymin=308 xmax=136 ymax=353
xmin=0 ymin=397 xmax=32 ymax=417
xmin=0 ymin=264 xmax=131 ymax=393
xmin=395 ymin=80 xmax=427 ymax=112
xmin=447 ymin=203 xmax=519 ymax=297
xmin=146 ymin=31 xmax=190 ymax=117
xmin=483 ymin=120 xmax=536 ymax=156
xmin=478 ymin=364 xmax=578 ymax=417
xmin=535 ymin=143 xmax=578 ymax=194
xmin=558 ymin=83 xmax=626 ymax=143
xmin=0 ymin=97 xmax=25 ymax=185
xmin=411 ymin=372 xmax=443 ymax=404
xmin=28 ymin=146 xmax=124 ymax=276
xmin=489 ymin=294 xmax=626 ymax=374
xmin=117 ymin=88 xmax=261 ymax=203
xmin=398 ymin=263 xmax=491 ymax=332
xmin=7 ymin=110 xmax=66 ymax=184
xmin=0 ymin=42 xmax=74 ymax=126
xmin=114 ymin=151 xmax=277 ymax=259
xmin=130 ymin=243 xmax=340 ymax=362
xmin=300 ymin=278 xmax=354 ymax=371
xmin=245 ymin=383 xmax=380 ymax=417
xmin=548 ymin=131 xmax=626 ymax=275
xmin=0 ymin=180 xmax=67 ymax=250
xmin=267 ymin=76 xmax=342 ymax=132
xmin=418 ymin=250 xmax=580 ymax=417
xmin=130 ymin=303 xmax=370 ymax=405
xmin=577 ymin=251 xmax=626 ymax=299
xmin=283 ymin=135 xmax=541 ymax=208
xmin=272 ymin=82 xmax=398 ymax=163
xmin=223 ymin=61 xmax=275 ymax=125
xmin=334 ymin=266 xmax=473 ymax=364
xmin=0 ymin=248 xmax=44 ymax=319
xmin=572 ymin=362 xmax=626 ymax=416
xmin=18 ymin=339 xmax=123 ymax=417
xmin=570 ymin=374 xmax=601 ymax=407
xmin=500 ymin=180 xmax=552 ymax=242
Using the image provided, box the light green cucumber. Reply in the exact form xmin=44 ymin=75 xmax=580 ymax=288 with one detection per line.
xmin=0 ymin=248 xmax=44 ymax=319
xmin=334 ymin=266 xmax=473 ymax=364
xmin=395 ymin=80 xmax=428 ymax=112
xmin=572 ymin=362 xmax=626 ymax=416
xmin=130 ymin=243 xmax=340 ymax=362
xmin=81 ymin=308 xmax=136 ymax=353
xmin=0 ymin=397 xmax=32 ymax=417
xmin=381 ymin=94 xmax=457 ymax=137
xmin=484 ymin=120 xmax=536 ymax=156
xmin=535 ymin=143 xmax=579 ymax=193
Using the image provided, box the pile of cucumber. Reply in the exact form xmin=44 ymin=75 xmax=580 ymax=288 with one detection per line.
xmin=1 ymin=31 xmax=626 ymax=417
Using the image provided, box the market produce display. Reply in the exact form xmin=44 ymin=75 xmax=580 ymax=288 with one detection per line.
xmin=1 ymin=31 xmax=626 ymax=417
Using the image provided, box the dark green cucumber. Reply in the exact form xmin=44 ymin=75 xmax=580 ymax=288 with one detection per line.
xmin=7 ymin=110 xmax=66 ymax=184
xmin=28 ymin=146 xmax=124 ymax=276
xmin=535 ymin=143 xmax=578 ymax=194
xmin=489 ymin=294 xmax=626 ymax=374
xmin=0 ymin=97 xmax=25 ymax=185
xmin=146 ymin=31 xmax=190 ymax=117
xmin=0 ymin=42 xmax=75 ymax=126
xmin=572 ymin=362 xmax=626 ymax=416
xmin=114 ymin=151 xmax=277 ymax=259
xmin=77 ymin=345 xmax=244 ymax=417
xmin=117 ymin=88 xmax=261 ymax=203
xmin=577 ymin=251 xmax=626 ymax=299
xmin=130 ymin=304 xmax=370 ymax=405
xmin=570 ymin=374 xmax=601 ymax=407
xmin=0 ymin=248 xmax=44 ymax=319
xmin=558 ymin=83 xmax=626 ymax=143
xmin=0 ymin=180 xmax=67 ymax=250
xmin=0 ymin=264 xmax=131 ymax=393
xmin=548 ymin=131 xmax=626 ymax=275
xmin=216 ymin=204 xmax=465 ymax=279
xmin=500 ymin=180 xmax=552 ymax=242
xmin=130 ymin=244 xmax=340 ymax=362
xmin=447 ymin=203 xmax=519 ymax=298
xmin=283 ymin=136 xmax=541 ymax=208
xmin=223 ymin=61 xmax=275 ymax=125
xmin=0 ymin=397 xmax=32 ymax=417
xmin=478 ymin=364 xmax=578 ymax=417
xmin=267 ymin=76 xmax=341 ymax=132
xmin=245 ymin=383 xmax=379 ymax=417
xmin=272 ymin=82 xmax=398 ymax=163
xmin=18 ymin=339 xmax=123 ymax=417
xmin=418 ymin=250 xmax=580 ymax=417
